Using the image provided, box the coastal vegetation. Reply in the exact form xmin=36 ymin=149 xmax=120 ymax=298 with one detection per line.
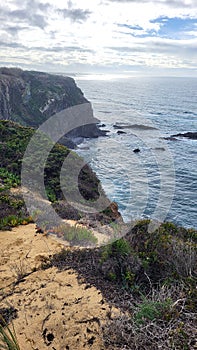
xmin=0 ymin=120 xmax=108 ymax=231
xmin=49 ymin=219 xmax=197 ymax=349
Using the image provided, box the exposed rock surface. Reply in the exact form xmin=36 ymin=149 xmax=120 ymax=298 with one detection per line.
xmin=0 ymin=67 xmax=106 ymax=146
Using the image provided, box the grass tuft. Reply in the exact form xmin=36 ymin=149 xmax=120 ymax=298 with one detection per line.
xmin=0 ymin=318 xmax=20 ymax=350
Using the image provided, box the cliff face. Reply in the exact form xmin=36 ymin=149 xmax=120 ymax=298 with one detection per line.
xmin=0 ymin=67 xmax=105 ymax=143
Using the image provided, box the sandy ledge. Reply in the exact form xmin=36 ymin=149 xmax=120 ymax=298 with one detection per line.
xmin=0 ymin=224 xmax=119 ymax=350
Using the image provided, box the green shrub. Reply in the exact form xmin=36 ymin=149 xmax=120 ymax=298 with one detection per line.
xmin=134 ymin=297 xmax=172 ymax=326
xmin=0 ymin=169 xmax=20 ymax=190
xmin=111 ymin=238 xmax=131 ymax=257
xmin=0 ymin=215 xmax=33 ymax=230
xmin=100 ymin=224 xmax=130 ymax=261
xmin=107 ymin=272 xmax=117 ymax=281
xmin=100 ymin=244 xmax=113 ymax=263
xmin=0 ymin=194 xmax=24 ymax=209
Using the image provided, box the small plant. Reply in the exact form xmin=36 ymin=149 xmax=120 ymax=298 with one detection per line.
xmin=64 ymin=225 xmax=98 ymax=246
xmin=111 ymin=238 xmax=131 ymax=258
xmin=0 ymin=215 xmax=33 ymax=230
xmin=99 ymin=238 xmax=131 ymax=265
xmin=10 ymin=260 xmax=28 ymax=282
xmin=107 ymin=272 xmax=117 ymax=281
xmin=100 ymin=244 xmax=113 ymax=263
xmin=45 ymin=187 xmax=57 ymax=203
xmin=134 ymin=296 xmax=172 ymax=325
xmin=0 ymin=195 xmax=24 ymax=209
xmin=124 ymin=270 xmax=135 ymax=286
xmin=0 ymin=318 xmax=20 ymax=350
xmin=53 ymin=223 xmax=98 ymax=246
xmin=0 ymin=168 xmax=20 ymax=190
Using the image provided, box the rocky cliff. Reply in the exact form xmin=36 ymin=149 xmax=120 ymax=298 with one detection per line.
xmin=0 ymin=67 xmax=106 ymax=146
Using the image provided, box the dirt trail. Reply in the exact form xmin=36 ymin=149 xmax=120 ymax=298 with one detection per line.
xmin=0 ymin=224 xmax=119 ymax=350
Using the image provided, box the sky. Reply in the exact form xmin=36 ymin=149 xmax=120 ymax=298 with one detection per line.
xmin=0 ymin=0 xmax=197 ymax=76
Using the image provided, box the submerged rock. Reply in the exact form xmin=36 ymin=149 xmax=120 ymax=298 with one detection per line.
xmin=117 ymin=130 xmax=126 ymax=135
xmin=154 ymin=147 xmax=165 ymax=151
xmin=163 ymin=136 xmax=179 ymax=141
xmin=113 ymin=124 xmax=124 ymax=129
xmin=113 ymin=123 xmax=157 ymax=130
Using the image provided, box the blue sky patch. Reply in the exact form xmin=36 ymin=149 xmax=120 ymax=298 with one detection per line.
xmin=117 ymin=17 xmax=197 ymax=40
xmin=150 ymin=16 xmax=197 ymax=39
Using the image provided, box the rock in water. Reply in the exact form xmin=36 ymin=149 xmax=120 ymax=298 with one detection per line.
xmin=133 ymin=148 xmax=140 ymax=153
xmin=117 ymin=130 xmax=126 ymax=135
xmin=171 ymin=132 xmax=197 ymax=140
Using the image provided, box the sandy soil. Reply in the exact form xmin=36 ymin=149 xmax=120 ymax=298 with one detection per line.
xmin=0 ymin=224 xmax=119 ymax=350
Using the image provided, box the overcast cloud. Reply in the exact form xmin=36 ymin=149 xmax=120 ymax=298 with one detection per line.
xmin=0 ymin=0 xmax=196 ymax=75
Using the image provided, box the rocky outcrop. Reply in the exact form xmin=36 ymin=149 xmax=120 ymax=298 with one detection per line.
xmin=66 ymin=123 xmax=107 ymax=140
xmin=0 ymin=67 xmax=106 ymax=146
xmin=171 ymin=132 xmax=197 ymax=140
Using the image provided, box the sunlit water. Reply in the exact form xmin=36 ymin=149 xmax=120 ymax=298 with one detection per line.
xmin=74 ymin=76 xmax=197 ymax=229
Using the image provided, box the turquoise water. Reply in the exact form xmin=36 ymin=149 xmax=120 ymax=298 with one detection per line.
xmin=75 ymin=76 xmax=197 ymax=229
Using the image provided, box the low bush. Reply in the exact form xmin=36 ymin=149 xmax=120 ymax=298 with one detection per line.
xmin=0 ymin=215 xmax=33 ymax=230
xmin=98 ymin=220 xmax=197 ymax=293
xmin=100 ymin=220 xmax=197 ymax=349
xmin=133 ymin=295 xmax=172 ymax=325
xmin=102 ymin=284 xmax=196 ymax=349
xmin=53 ymin=224 xmax=98 ymax=246
xmin=47 ymin=219 xmax=196 ymax=349
xmin=0 ymin=168 xmax=20 ymax=190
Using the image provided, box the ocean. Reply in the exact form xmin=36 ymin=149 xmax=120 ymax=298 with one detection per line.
xmin=74 ymin=76 xmax=197 ymax=229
